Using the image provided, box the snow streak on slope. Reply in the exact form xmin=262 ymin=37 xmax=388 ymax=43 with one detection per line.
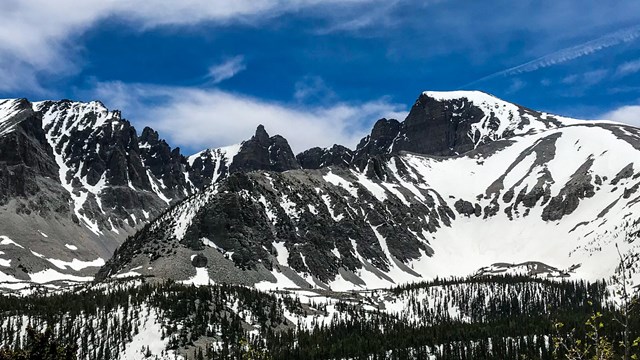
xmin=0 ymin=99 xmax=28 ymax=137
xmin=188 ymin=143 xmax=242 ymax=184
xmin=34 ymin=101 xmax=119 ymax=234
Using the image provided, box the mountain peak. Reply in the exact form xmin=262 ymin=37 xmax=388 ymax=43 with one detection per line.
xmin=254 ymin=124 xmax=270 ymax=143
xmin=352 ymin=91 xmax=571 ymax=160
xmin=230 ymin=125 xmax=300 ymax=173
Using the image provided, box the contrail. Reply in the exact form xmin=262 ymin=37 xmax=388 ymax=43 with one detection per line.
xmin=461 ymin=24 xmax=640 ymax=88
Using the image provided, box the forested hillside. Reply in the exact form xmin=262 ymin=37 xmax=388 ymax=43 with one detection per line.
xmin=0 ymin=275 xmax=635 ymax=359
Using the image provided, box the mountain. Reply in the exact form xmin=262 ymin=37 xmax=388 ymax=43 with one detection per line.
xmin=97 ymin=90 xmax=640 ymax=291
xmin=0 ymin=98 xmax=199 ymax=287
xmin=0 ymin=98 xmax=303 ymax=289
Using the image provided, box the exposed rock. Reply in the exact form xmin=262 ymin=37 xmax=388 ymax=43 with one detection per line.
xmin=297 ymin=145 xmax=354 ymax=169
xmin=230 ymin=125 xmax=301 ymax=173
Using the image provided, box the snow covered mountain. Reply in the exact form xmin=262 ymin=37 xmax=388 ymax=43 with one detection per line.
xmin=0 ymin=98 xmax=309 ymax=290
xmin=98 ymin=90 xmax=640 ymax=291
xmin=0 ymin=98 xmax=200 ymax=288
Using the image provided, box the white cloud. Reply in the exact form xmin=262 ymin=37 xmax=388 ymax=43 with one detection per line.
xmin=0 ymin=0 xmax=378 ymax=93
xmin=559 ymin=69 xmax=609 ymax=88
xmin=207 ymin=56 xmax=246 ymax=84
xmin=616 ymin=59 xmax=640 ymax=77
xmin=92 ymin=81 xmax=407 ymax=153
xmin=581 ymin=69 xmax=608 ymax=85
xmin=602 ymin=105 xmax=640 ymax=128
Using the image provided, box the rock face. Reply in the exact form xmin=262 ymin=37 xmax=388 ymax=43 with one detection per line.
xmin=98 ymin=90 xmax=640 ymax=293
xmin=230 ymin=125 xmax=301 ymax=173
xmin=297 ymin=145 xmax=354 ymax=169
xmin=138 ymin=127 xmax=192 ymax=200
xmin=0 ymin=99 xmax=58 ymax=206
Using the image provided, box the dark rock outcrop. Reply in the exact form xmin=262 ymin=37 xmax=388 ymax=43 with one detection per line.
xmin=297 ymin=145 xmax=354 ymax=169
xmin=139 ymin=127 xmax=193 ymax=198
xmin=230 ymin=125 xmax=301 ymax=173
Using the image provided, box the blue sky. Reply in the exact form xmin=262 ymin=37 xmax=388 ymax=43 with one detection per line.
xmin=2 ymin=0 xmax=640 ymax=153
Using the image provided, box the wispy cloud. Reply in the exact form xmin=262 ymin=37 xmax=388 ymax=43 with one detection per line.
xmin=293 ymin=76 xmax=337 ymax=103
xmin=207 ymin=56 xmax=246 ymax=84
xmin=616 ymin=58 xmax=640 ymax=77
xmin=464 ymin=24 xmax=640 ymax=87
xmin=314 ymin=0 xmax=400 ymax=34
xmin=506 ymin=78 xmax=526 ymax=94
xmin=91 ymin=81 xmax=407 ymax=153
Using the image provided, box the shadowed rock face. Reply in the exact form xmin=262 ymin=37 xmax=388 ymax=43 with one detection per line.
xmin=0 ymin=101 xmax=57 ymax=205
xmin=139 ymin=126 xmax=192 ymax=199
xmin=230 ymin=125 xmax=300 ymax=173
xmin=395 ymin=94 xmax=485 ymax=156
xmin=297 ymin=145 xmax=354 ymax=169
xmin=353 ymin=119 xmax=401 ymax=169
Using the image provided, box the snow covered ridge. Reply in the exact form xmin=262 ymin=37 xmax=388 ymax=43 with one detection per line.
xmin=0 ymin=98 xmax=32 ymax=138
xmin=33 ymin=99 xmax=185 ymax=235
xmin=187 ymin=143 xmax=242 ymax=185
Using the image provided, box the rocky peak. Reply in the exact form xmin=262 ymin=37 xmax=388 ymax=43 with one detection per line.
xmin=254 ymin=124 xmax=270 ymax=144
xmin=138 ymin=126 xmax=192 ymax=199
xmin=229 ymin=125 xmax=301 ymax=173
xmin=353 ymin=118 xmax=401 ymax=168
xmin=139 ymin=126 xmax=160 ymax=144
xmin=354 ymin=91 xmax=569 ymax=160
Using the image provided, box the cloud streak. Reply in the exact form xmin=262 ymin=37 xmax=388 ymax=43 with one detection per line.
xmin=207 ymin=56 xmax=246 ymax=84
xmin=464 ymin=24 xmax=640 ymax=87
xmin=91 ymin=81 xmax=407 ymax=153
xmin=616 ymin=58 xmax=640 ymax=77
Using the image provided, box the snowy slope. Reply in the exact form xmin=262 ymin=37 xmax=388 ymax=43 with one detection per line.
xmin=187 ymin=143 xmax=242 ymax=185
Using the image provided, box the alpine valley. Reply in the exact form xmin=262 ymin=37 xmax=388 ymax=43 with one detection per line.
xmin=1 ymin=91 xmax=640 ymax=359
